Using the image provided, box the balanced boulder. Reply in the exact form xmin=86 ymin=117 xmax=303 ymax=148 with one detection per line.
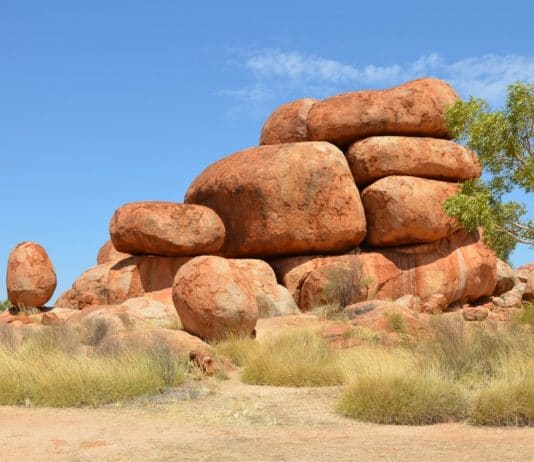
xmin=7 ymin=242 xmax=57 ymax=308
xmin=172 ymin=256 xmax=258 ymax=340
xmin=361 ymin=176 xmax=460 ymax=247
xmin=110 ymin=201 xmax=225 ymax=257
xmin=185 ymin=142 xmax=366 ymax=257
xmin=260 ymin=98 xmax=319 ymax=145
xmin=307 ymin=78 xmax=459 ymax=146
xmin=346 ymin=136 xmax=481 ymax=186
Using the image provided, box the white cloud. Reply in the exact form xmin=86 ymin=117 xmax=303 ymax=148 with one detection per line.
xmin=221 ymin=49 xmax=534 ymax=114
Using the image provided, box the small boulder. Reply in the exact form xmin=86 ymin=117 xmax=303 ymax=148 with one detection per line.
xmin=361 ymin=176 xmax=461 ymax=247
xmin=230 ymin=259 xmax=300 ymax=318
xmin=346 ymin=136 xmax=481 ymax=186
xmin=421 ymin=294 xmax=448 ymax=313
xmin=172 ymin=256 xmax=259 ymax=341
xmin=494 ymin=259 xmax=515 ymax=296
xmin=96 ymin=240 xmax=130 ymax=264
xmin=307 ymin=78 xmax=459 ymax=146
xmin=6 ymin=242 xmax=57 ymax=308
xmin=260 ymin=98 xmax=319 ymax=145
xmin=110 ymin=201 xmax=225 ymax=257
xmin=463 ymin=306 xmax=489 ymax=321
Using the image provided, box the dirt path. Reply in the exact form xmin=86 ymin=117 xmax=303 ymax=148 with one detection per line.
xmin=0 ymin=376 xmax=533 ymax=461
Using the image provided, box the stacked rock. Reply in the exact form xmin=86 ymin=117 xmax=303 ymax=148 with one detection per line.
xmin=54 ymin=77 xmax=502 ymax=341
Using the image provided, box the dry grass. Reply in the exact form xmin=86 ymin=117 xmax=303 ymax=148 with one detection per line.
xmin=240 ymin=329 xmax=344 ymax=387
xmin=0 ymin=323 xmax=188 ymax=407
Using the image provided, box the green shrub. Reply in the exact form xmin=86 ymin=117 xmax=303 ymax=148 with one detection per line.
xmin=0 ymin=300 xmax=12 ymax=312
xmin=241 ymin=329 xmax=344 ymax=387
xmin=337 ymin=372 xmax=467 ymax=425
xmin=386 ymin=311 xmax=407 ymax=333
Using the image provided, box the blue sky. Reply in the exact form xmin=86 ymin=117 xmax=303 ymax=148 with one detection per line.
xmin=1 ymin=0 xmax=533 ymax=301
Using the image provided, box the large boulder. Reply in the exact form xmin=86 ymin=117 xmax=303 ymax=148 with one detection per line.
xmin=55 ymin=256 xmax=189 ymax=309
xmin=272 ymin=230 xmax=496 ymax=311
xmin=185 ymin=142 xmax=366 ymax=257
xmin=96 ymin=240 xmax=131 ymax=264
xmin=259 ymin=98 xmax=319 ymax=145
xmin=346 ymin=136 xmax=481 ymax=186
xmin=172 ymin=256 xmax=259 ymax=341
xmin=110 ymin=201 xmax=225 ymax=257
xmin=361 ymin=176 xmax=460 ymax=247
xmin=6 ymin=242 xmax=57 ymax=308
xmin=306 ymin=78 xmax=459 ymax=146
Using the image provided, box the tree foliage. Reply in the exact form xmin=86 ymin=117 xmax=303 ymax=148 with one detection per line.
xmin=444 ymin=82 xmax=534 ymax=260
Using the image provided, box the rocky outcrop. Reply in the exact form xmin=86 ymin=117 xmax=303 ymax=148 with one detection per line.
xmin=110 ymin=201 xmax=225 ymax=257
xmin=185 ymin=142 xmax=366 ymax=257
xmin=361 ymin=176 xmax=461 ymax=247
xmin=306 ymin=78 xmax=459 ymax=146
xmin=346 ymin=136 xmax=481 ymax=186
xmin=7 ymin=242 xmax=57 ymax=308
xmin=260 ymin=98 xmax=319 ymax=145
xmin=172 ymin=256 xmax=259 ymax=341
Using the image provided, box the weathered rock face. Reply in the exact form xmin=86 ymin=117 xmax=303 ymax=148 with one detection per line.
xmin=7 ymin=242 xmax=57 ymax=308
xmin=306 ymin=78 xmax=459 ymax=146
xmin=346 ymin=136 xmax=481 ymax=186
xmin=96 ymin=240 xmax=131 ymax=264
xmin=272 ymin=231 xmax=496 ymax=311
xmin=230 ymin=259 xmax=300 ymax=318
xmin=172 ymin=256 xmax=259 ymax=341
xmin=185 ymin=142 xmax=366 ymax=257
xmin=361 ymin=176 xmax=461 ymax=247
xmin=110 ymin=201 xmax=225 ymax=257
xmin=494 ymin=259 xmax=515 ymax=296
xmin=55 ymin=256 xmax=189 ymax=309
xmin=259 ymin=98 xmax=319 ymax=145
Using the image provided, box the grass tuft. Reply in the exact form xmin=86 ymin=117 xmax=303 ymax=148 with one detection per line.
xmin=241 ymin=329 xmax=344 ymax=387
xmin=337 ymin=373 xmax=467 ymax=425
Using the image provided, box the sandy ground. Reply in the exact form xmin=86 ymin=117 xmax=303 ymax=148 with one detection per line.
xmin=0 ymin=375 xmax=533 ymax=462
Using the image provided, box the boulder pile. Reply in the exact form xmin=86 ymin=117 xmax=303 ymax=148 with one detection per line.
xmin=5 ymin=77 xmax=532 ymax=345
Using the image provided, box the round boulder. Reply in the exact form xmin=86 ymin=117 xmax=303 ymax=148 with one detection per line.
xmin=307 ymin=78 xmax=459 ymax=146
xmin=185 ymin=142 xmax=367 ymax=257
xmin=172 ymin=256 xmax=259 ymax=341
xmin=7 ymin=242 xmax=57 ymax=307
xmin=361 ymin=176 xmax=461 ymax=247
xmin=110 ymin=201 xmax=225 ymax=257
xmin=346 ymin=136 xmax=481 ymax=186
xmin=260 ymin=98 xmax=319 ymax=145
xmin=96 ymin=240 xmax=131 ymax=264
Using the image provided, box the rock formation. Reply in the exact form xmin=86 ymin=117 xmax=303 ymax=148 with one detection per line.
xmin=8 ymin=77 xmax=529 ymax=346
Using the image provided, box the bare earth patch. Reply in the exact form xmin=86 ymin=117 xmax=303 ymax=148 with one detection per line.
xmin=0 ymin=375 xmax=532 ymax=462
